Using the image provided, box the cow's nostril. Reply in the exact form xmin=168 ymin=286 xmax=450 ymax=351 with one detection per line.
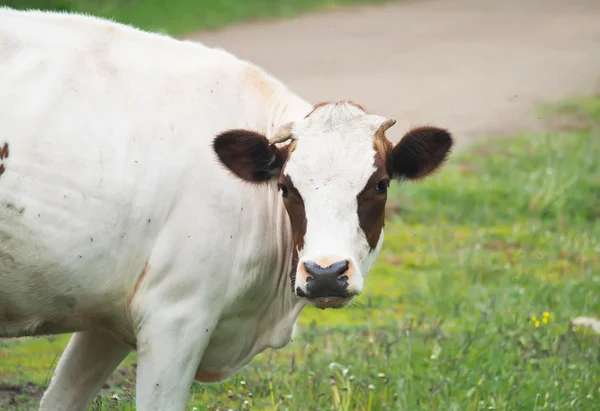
xmin=306 ymin=276 xmax=314 ymax=283
xmin=336 ymin=260 xmax=349 ymax=275
xmin=337 ymin=275 xmax=348 ymax=287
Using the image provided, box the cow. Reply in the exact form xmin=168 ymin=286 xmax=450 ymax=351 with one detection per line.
xmin=0 ymin=7 xmax=453 ymax=411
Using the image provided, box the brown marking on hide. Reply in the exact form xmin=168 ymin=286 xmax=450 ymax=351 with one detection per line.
xmin=289 ymin=247 xmax=299 ymax=292
xmin=0 ymin=142 xmax=9 ymax=160
xmin=373 ymin=126 xmax=394 ymax=175
xmin=277 ymin=139 xmax=305 ymax=288
xmin=244 ymin=65 xmax=278 ymax=102
xmin=127 ymin=262 xmax=151 ymax=310
xmin=0 ymin=142 xmax=8 ymax=178
xmin=195 ymin=369 xmax=228 ymax=383
xmin=278 ymin=170 xmax=306 ymax=288
xmin=357 ymin=126 xmax=393 ymax=250
xmin=279 ymin=174 xmax=307 ymax=253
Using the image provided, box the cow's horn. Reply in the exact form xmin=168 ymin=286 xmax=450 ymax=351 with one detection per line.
xmin=269 ymin=122 xmax=294 ymax=144
xmin=380 ymin=118 xmax=396 ymax=131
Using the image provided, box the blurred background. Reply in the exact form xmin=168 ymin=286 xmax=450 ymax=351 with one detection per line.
xmin=1 ymin=0 xmax=599 ymax=410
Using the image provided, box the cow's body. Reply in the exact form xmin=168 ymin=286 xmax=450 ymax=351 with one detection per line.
xmin=0 ymin=7 xmax=454 ymax=411
xmin=0 ymin=7 xmax=310 ymax=408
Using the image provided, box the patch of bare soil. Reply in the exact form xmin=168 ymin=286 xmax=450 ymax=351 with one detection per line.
xmin=0 ymin=382 xmax=44 ymax=411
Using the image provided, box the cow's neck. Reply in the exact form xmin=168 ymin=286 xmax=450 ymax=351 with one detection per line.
xmin=229 ymin=90 xmax=311 ymax=348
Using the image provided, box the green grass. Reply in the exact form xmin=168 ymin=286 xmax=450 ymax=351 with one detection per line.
xmin=0 ymin=0 xmax=393 ymax=36
xmin=2 ymin=96 xmax=600 ymax=410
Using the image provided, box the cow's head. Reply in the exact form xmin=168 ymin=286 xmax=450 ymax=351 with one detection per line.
xmin=213 ymin=101 xmax=452 ymax=309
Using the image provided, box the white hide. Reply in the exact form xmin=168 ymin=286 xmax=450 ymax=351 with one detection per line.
xmin=0 ymin=8 xmax=390 ymax=411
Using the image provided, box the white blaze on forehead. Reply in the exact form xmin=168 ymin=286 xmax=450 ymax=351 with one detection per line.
xmin=283 ymin=102 xmax=390 ymax=272
xmin=285 ymin=102 xmax=389 ymax=194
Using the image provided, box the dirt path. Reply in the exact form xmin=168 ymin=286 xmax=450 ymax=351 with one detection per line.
xmin=189 ymin=0 xmax=600 ymax=147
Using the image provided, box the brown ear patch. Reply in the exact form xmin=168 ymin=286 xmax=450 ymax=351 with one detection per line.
xmin=213 ymin=129 xmax=286 ymax=183
xmin=389 ymin=126 xmax=453 ymax=181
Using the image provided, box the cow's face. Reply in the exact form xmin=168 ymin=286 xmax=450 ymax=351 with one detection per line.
xmin=214 ymin=101 xmax=452 ymax=309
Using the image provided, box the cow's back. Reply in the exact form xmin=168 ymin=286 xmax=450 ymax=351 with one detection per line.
xmin=0 ymin=8 xmax=268 ymax=337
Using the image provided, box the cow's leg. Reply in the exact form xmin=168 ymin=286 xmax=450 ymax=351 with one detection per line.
xmin=133 ymin=314 xmax=215 ymax=411
xmin=39 ymin=330 xmax=131 ymax=411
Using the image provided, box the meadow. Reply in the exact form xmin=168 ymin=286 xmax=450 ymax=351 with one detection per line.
xmin=2 ymin=95 xmax=599 ymax=409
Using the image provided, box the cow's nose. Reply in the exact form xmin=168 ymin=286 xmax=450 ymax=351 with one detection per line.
xmin=303 ymin=260 xmax=349 ymax=297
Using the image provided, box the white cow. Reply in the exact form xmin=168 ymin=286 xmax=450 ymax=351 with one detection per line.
xmin=0 ymin=7 xmax=453 ymax=411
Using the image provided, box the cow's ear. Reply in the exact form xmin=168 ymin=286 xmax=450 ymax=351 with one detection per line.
xmin=388 ymin=126 xmax=453 ymax=181
xmin=213 ymin=129 xmax=286 ymax=183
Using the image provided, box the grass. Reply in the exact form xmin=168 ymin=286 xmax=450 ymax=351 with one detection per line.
xmin=2 ymin=95 xmax=600 ymax=410
xmin=0 ymin=0 xmax=393 ymax=36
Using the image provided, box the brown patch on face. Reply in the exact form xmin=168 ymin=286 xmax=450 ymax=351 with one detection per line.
xmin=357 ymin=126 xmax=393 ymax=250
xmin=278 ymin=154 xmax=306 ymax=288
xmin=126 ymin=261 xmax=150 ymax=310
xmin=373 ymin=127 xmax=394 ymax=173
xmin=279 ymin=174 xmax=307 ymax=252
xmin=289 ymin=247 xmax=299 ymax=293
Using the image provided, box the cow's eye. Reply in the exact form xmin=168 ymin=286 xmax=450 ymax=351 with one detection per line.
xmin=278 ymin=183 xmax=290 ymax=198
xmin=375 ymin=178 xmax=390 ymax=195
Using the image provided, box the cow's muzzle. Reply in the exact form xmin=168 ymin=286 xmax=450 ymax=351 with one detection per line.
xmin=296 ymin=259 xmax=356 ymax=309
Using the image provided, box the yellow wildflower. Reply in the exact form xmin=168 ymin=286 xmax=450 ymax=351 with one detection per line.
xmin=542 ymin=312 xmax=551 ymax=324
xmin=535 ymin=320 xmax=540 ymax=327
